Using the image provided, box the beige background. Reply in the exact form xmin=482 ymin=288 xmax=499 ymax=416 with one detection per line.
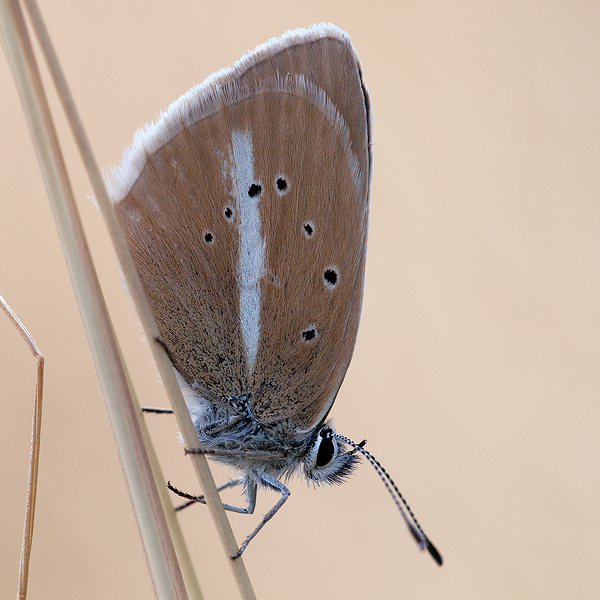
xmin=1 ymin=1 xmax=599 ymax=599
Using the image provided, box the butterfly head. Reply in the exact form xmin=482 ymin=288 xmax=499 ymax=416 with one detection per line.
xmin=302 ymin=424 xmax=360 ymax=486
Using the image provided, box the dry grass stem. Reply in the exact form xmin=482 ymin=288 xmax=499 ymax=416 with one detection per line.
xmin=0 ymin=295 xmax=44 ymax=600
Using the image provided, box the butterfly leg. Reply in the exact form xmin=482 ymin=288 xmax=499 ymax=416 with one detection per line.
xmin=231 ymin=474 xmax=290 ymax=559
xmin=168 ymin=474 xmax=291 ymax=558
xmin=168 ymin=477 xmax=245 ymax=511
xmin=141 ymin=406 xmax=173 ymax=414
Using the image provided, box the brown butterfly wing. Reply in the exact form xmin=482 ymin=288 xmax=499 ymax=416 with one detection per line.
xmin=112 ymin=25 xmax=371 ymax=431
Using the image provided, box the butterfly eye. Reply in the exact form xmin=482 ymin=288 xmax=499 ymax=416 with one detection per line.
xmin=304 ymin=424 xmax=359 ymax=485
xmin=316 ymin=427 xmax=336 ymax=467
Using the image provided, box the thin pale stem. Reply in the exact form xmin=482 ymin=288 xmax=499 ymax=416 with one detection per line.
xmin=0 ymin=296 xmax=44 ymax=600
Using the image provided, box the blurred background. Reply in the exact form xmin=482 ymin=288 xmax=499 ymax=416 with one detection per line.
xmin=1 ymin=1 xmax=599 ymax=599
